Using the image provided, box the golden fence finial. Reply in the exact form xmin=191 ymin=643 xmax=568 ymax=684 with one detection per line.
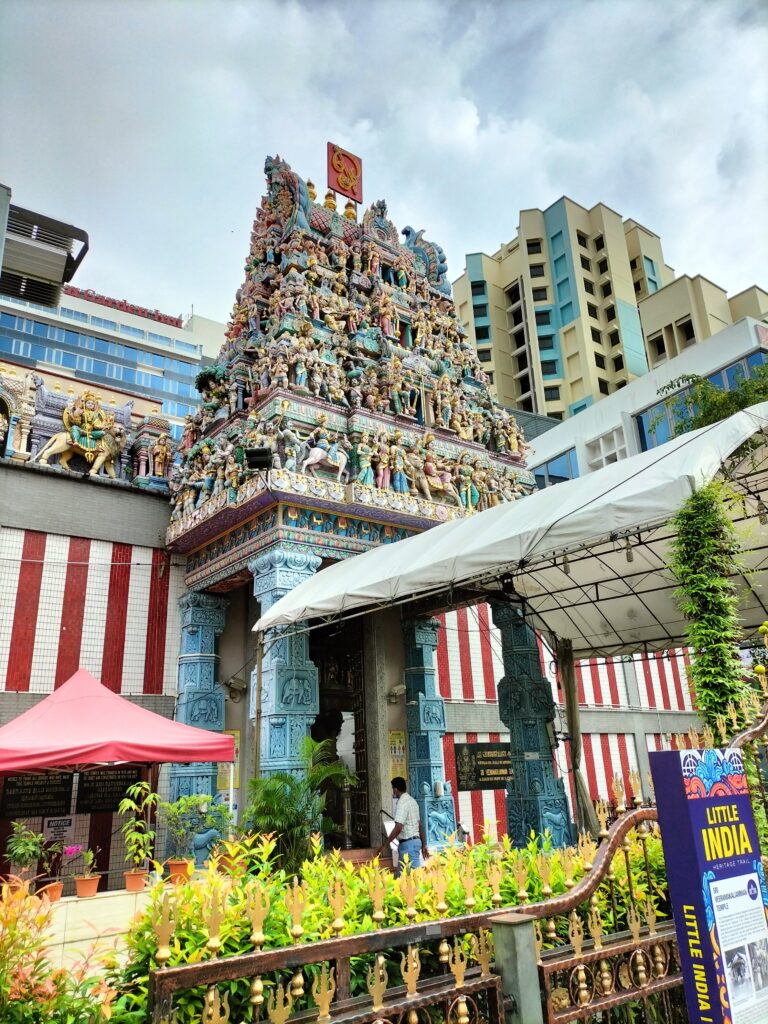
xmin=399 ymin=868 xmax=418 ymax=921
xmin=589 ymin=902 xmax=603 ymax=951
xmin=702 ymin=723 xmax=715 ymax=748
xmin=611 ymin=775 xmax=626 ymax=814
xmin=628 ymin=769 xmax=642 ymax=806
xmin=715 ymin=713 xmax=728 ymax=744
xmin=513 ymin=854 xmax=529 ymax=903
xmin=367 ymin=954 xmax=388 ymax=1012
xmin=448 ymin=936 xmax=468 ymax=988
xmin=627 ymin=902 xmax=642 ymax=943
xmin=578 ymin=831 xmax=597 ymax=870
xmin=644 ymin=899 xmax=657 ymax=937
xmin=569 ymin=909 xmax=584 ymax=958
xmin=401 ymin=944 xmax=421 ymax=997
xmin=205 ymin=985 xmax=230 ymax=1024
xmin=475 ymin=929 xmax=494 ymax=979
xmin=267 ymin=983 xmax=293 ymax=1024
xmin=536 ymin=852 xmax=553 ymax=898
xmin=152 ymin=890 xmax=175 ymax=966
xmin=367 ymin=865 xmax=387 ymax=928
xmin=204 ymin=882 xmax=227 ymax=957
xmin=329 ymin=874 xmax=347 ymax=936
xmin=311 ymin=963 xmax=336 ymax=1023
xmin=595 ymin=799 xmax=609 ymax=838
xmin=463 ymin=859 xmax=477 ymax=910
xmin=284 ymin=877 xmax=307 ymax=943
xmin=245 ymin=878 xmax=270 ymax=949
xmin=487 ymin=858 xmax=503 ymax=906
xmin=561 ymin=847 xmax=575 ymax=890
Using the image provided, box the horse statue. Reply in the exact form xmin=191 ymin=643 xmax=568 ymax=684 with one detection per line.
xmin=301 ymin=436 xmax=351 ymax=482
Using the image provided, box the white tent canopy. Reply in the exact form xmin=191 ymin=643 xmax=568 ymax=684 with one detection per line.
xmin=255 ymin=403 xmax=768 ymax=658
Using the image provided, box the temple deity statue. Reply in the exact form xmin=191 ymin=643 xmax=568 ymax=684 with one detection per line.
xmin=151 ymin=433 xmax=172 ymax=477
xmin=454 ymin=451 xmax=479 ymax=512
xmin=389 ymin=431 xmax=410 ymax=494
xmin=355 ymin=431 xmax=375 ymax=487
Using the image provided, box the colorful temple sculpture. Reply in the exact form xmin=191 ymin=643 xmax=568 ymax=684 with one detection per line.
xmin=0 ymin=361 xmax=175 ymax=490
xmin=159 ymin=154 xmax=571 ymax=848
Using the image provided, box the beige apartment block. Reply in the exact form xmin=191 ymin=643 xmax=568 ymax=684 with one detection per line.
xmin=453 ymin=197 xmax=673 ymax=419
xmin=639 ymin=277 xmax=768 ymax=369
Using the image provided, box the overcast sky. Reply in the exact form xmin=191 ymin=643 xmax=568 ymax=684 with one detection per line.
xmin=1 ymin=0 xmax=766 ymax=324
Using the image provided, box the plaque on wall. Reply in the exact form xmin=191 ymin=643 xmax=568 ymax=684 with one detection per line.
xmin=1 ymin=774 xmax=74 ymax=818
xmin=455 ymin=743 xmax=512 ymax=792
xmin=75 ymin=767 xmax=142 ymax=813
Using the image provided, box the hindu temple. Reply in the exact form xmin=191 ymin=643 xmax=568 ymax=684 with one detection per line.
xmin=162 ymin=153 xmax=572 ymax=851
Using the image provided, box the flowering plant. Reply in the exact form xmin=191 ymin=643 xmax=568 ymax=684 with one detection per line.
xmin=63 ymin=844 xmax=100 ymax=877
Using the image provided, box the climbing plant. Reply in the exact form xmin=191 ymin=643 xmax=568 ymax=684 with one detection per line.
xmin=669 ymin=480 xmax=748 ymax=724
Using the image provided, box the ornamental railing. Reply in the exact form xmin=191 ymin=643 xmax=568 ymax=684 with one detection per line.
xmin=146 ymin=683 xmax=768 ymax=1024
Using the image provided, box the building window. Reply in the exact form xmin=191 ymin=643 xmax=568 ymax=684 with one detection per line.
xmin=587 ymin=303 xmax=599 ymax=320
xmin=634 ymin=280 xmax=642 ymax=293
xmin=601 ymin=281 xmax=612 ymax=298
xmin=535 ymin=310 xmax=551 ymax=326
xmin=529 ymin=264 xmax=545 ymax=278
xmin=597 ymin=257 xmax=608 ymax=275
xmin=594 ymin=353 xmax=606 ymax=369
xmin=609 ymin=329 xmax=620 ymax=346
xmin=591 ymin=327 xmax=602 ymax=344
xmin=584 ymin=278 xmax=595 ymax=294
xmin=580 ymin=255 xmax=591 ymax=271
xmin=594 ymin=235 xmax=605 ymax=251
xmin=613 ymin=354 xmax=624 ymax=372
xmin=532 ymin=286 xmax=548 ymax=301
xmin=478 ymin=350 xmax=492 ymax=362
xmin=630 ymin=257 xmax=638 ymax=270
xmin=526 ymin=239 xmax=543 ymax=254
xmin=486 ymin=371 xmax=494 ymax=384
xmin=475 ymin=326 xmax=490 ymax=340
xmin=598 ymin=378 xmax=609 ymax=395
xmin=541 ymin=359 xmax=558 ymax=376
xmin=577 ymin=231 xmax=588 ymax=248
xmin=544 ymin=386 xmax=560 ymax=401
xmin=652 ymin=335 xmax=665 ymax=357
xmin=538 ymin=334 xmax=555 ymax=350
xmin=471 ymin=281 xmax=486 ymax=296
xmin=473 ymin=304 xmax=488 ymax=317
xmin=516 ymin=350 xmax=529 ymax=370
xmin=615 ymin=379 xmax=627 ymax=389
xmin=605 ymin=304 xmax=616 ymax=321
xmin=679 ymin=319 xmax=695 ymax=342
xmin=506 ymin=281 xmax=521 ymax=305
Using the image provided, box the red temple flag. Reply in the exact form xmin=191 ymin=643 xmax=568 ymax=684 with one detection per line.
xmin=327 ymin=142 xmax=363 ymax=204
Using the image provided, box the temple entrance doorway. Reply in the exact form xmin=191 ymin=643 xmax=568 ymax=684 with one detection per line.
xmin=309 ymin=620 xmax=369 ymax=846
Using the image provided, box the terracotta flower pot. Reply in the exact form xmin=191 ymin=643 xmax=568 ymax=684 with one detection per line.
xmin=166 ymin=858 xmax=192 ymax=885
xmin=39 ymin=880 xmax=64 ymax=902
xmin=74 ymin=874 xmax=100 ymax=898
xmin=215 ymin=852 xmax=245 ymax=875
xmin=124 ymin=869 xmax=149 ymax=892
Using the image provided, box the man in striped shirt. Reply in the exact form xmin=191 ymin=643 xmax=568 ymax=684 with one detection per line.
xmin=376 ymin=777 xmax=428 ymax=875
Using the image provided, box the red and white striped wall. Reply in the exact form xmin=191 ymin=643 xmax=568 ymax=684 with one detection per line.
xmin=0 ymin=527 xmax=185 ymax=696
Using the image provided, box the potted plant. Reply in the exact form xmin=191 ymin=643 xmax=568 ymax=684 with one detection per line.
xmin=118 ymin=781 xmax=158 ymax=892
xmin=5 ymin=821 xmax=45 ymax=888
xmin=38 ymin=840 xmax=65 ymax=901
xmin=64 ymin=844 xmax=101 ymax=897
xmin=158 ymin=794 xmax=204 ymax=884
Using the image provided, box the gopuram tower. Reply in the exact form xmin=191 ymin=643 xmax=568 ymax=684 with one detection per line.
xmin=166 ymin=152 xmax=571 ymax=850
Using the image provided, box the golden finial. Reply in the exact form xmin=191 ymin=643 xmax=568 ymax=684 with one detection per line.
xmin=475 ymin=929 xmax=494 ymax=978
xmin=267 ymin=983 xmax=293 ymax=1024
xmin=366 ymin=954 xmax=388 ymax=1012
xmin=463 ymin=860 xmax=477 ymax=909
xmin=627 ymin=902 xmax=641 ymax=943
xmin=569 ymin=909 xmax=584 ymax=958
xmin=513 ymin=854 xmax=529 ymax=902
xmin=249 ymin=976 xmax=264 ymax=1010
xmin=536 ymin=853 xmax=553 ymax=898
xmin=399 ymin=868 xmax=418 ymax=921
xmin=152 ymin=891 xmax=175 ymax=966
xmin=688 ymin=726 xmax=701 ymax=749
xmin=401 ymin=945 xmax=421 ymax=997
xmin=306 ymin=179 xmax=317 ymax=202
xmin=431 ymin=868 xmax=449 ymax=916
xmin=533 ymin=920 xmax=543 ymax=964
xmin=343 ymin=200 xmax=357 ymax=222
xmin=578 ymin=831 xmax=597 ymax=870
xmin=561 ymin=846 xmax=575 ymax=889
xmin=329 ymin=874 xmax=347 ymax=935
xmin=589 ymin=902 xmax=603 ymax=950
xmin=311 ymin=963 xmax=336 ymax=1023
xmin=290 ymin=968 xmax=304 ymax=1001
xmin=205 ymin=985 xmax=230 ymax=1024
xmin=284 ymin=876 xmax=307 ymax=943
xmin=204 ymin=882 xmax=227 ymax=957
xmin=448 ymin=937 xmax=468 ymax=988
xmin=702 ymin=723 xmax=715 ymax=748
xmin=646 ymin=771 xmax=655 ymax=804
xmin=487 ymin=859 xmax=503 ymax=906
xmin=367 ymin=866 xmax=387 ymax=928
xmin=645 ymin=899 xmax=657 ymax=937
xmin=455 ymin=995 xmax=470 ymax=1024
xmin=595 ymin=800 xmax=609 ymax=838
xmin=324 ymin=190 xmax=337 ymax=211
xmin=728 ymin=702 xmax=740 ymax=732
xmin=715 ymin=714 xmax=729 ymax=744
xmin=612 ymin=774 xmax=626 ymax=814
xmin=245 ymin=879 xmax=270 ymax=948
xmin=628 ymin=769 xmax=642 ymax=806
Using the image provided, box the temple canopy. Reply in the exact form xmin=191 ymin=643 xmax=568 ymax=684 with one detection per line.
xmin=0 ymin=669 xmax=235 ymax=773
xmin=255 ymin=403 xmax=768 ymax=657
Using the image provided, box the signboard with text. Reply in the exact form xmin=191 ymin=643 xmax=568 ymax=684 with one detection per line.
xmin=75 ymin=767 xmax=141 ymax=813
xmin=1 ymin=774 xmax=73 ymax=818
xmin=327 ymin=142 xmax=363 ymax=204
xmin=651 ymin=747 xmax=768 ymax=1023
xmin=455 ymin=742 xmax=512 ymax=791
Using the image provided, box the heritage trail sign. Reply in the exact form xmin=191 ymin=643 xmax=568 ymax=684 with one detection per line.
xmin=455 ymin=742 xmax=512 ymax=791
xmin=650 ymin=747 xmax=768 ymax=1023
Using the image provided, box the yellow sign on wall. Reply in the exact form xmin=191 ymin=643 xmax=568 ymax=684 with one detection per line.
xmin=217 ymin=730 xmax=241 ymax=791
xmin=389 ymin=730 xmax=407 ymax=779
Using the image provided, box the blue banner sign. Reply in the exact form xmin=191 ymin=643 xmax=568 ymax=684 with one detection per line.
xmin=650 ymin=747 xmax=768 ymax=1023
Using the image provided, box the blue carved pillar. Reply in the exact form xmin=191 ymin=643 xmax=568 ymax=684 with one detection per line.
xmin=491 ymin=602 xmax=573 ymax=848
xmin=250 ymin=546 xmax=321 ymax=775
xmin=169 ymin=592 xmax=229 ymax=802
xmin=403 ymin=617 xmax=456 ymax=850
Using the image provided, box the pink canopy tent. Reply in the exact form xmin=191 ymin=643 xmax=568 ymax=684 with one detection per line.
xmin=0 ymin=669 xmax=235 ymax=773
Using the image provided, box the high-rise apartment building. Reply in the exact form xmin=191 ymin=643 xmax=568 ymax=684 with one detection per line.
xmin=638 ymin=275 xmax=768 ymax=370
xmin=453 ymin=197 xmax=674 ymax=419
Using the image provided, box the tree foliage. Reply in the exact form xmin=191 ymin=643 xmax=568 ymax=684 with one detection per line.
xmin=658 ymin=363 xmax=768 ymax=436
